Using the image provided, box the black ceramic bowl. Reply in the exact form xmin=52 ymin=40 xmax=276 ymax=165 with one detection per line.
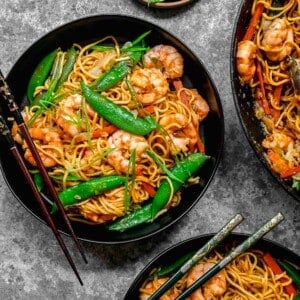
xmin=230 ymin=1 xmax=300 ymax=202
xmin=125 ymin=233 xmax=300 ymax=299
xmin=0 ymin=15 xmax=224 ymax=244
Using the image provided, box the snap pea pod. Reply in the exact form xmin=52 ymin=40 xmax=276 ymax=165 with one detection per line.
xmin=153 ymin=251 xmax=195 ymax=279
xmin=81 ymin=81 xmax=158 ymax=135
xmin=27 ymin=52 xmax=65 ymax=127
xmin=51 ymin=175 xmax=126 ymax=213
xmin=278 ymin=259 xmax=300 ymax=289
xmin=33 ymin=172 xmax=44 ymax=192
xmin=26 ymin=49 xmax=58 ymax=104
xmin=55 ymin=46 xmax=77 ymax=92
xmin=151 ymin=152 xmax=210 ymax=218
xmin=107 ymin=153 xmax=210 ymax=232
xmin=92 ymin=31 xmax=151 ymax=91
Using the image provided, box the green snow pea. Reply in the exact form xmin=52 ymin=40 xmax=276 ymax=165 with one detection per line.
xmin=81 ymin=81 xmax=158 ymax=135
xmin=51 ymin=175 xmax=126 ymax=213
xmin=107 ymin=153 xmax=210 ymax=232
xmin=27 ymin=49 xmax=58 ymax=104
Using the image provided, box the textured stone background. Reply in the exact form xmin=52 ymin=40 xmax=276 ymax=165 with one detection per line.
xmin=0 ymin=0 xmax=299 ymax=299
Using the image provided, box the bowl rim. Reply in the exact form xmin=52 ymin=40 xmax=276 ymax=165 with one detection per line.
xmin=1 ymin=14 xmax=225 ymax=244
xmin=136 ymin=0 xmax=193 ymax=9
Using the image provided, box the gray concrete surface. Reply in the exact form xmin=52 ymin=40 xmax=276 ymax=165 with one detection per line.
xmin=0 ymin=0 xmax=299 ymax=299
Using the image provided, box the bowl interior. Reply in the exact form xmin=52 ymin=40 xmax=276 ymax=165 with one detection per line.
xmin=124 ymin=233 xmax=300 ymax=299
xmin=0 ymin=15 xmax=224 ymax=244
xmin=230 ymin=1 xmax=300 ymax=202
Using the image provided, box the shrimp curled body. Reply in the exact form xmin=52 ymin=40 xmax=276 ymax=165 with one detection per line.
xmin=23 ymin=128 xmax=63 ymax=167
xmin=130 ymin=68 xmax=169 ymax=104
xmin=236 ymin=40 xmax=257 ymax=84
xmin=143 ymin=45 xmax=184 ymax=79
xmin=107 ymin=130 xmax=149 ymax=174
xmin=261 ymin=17 xmax=294 ymax=62
xmin=186 ymin=262 xmax=227 ymax=300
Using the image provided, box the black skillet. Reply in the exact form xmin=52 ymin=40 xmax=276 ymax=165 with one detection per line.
xmin=230 ymin=1 xmax=300 ymax=202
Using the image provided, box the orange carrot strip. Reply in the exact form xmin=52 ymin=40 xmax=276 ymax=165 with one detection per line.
xmin=243 ymin=3 xmax=264 ymax=41
xmin=92 ymin=125 xmax=118 ymax=138
xmin=141 ymin=182 xmax=156 ymax=197
xmin=263 ymin=252 xmax=297 ymax=296
xmin=138 ymin=105 xmax=155 ymax=117
xmin=280 ymin=166 xmax=300 ymax=178
xmin=256 ymin=62 xmax=271 ymax=115
xmin=273 ymin=84 xmax=283 ymax=106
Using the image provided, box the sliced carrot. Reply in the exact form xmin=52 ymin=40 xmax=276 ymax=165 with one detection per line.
xmin=141 ymin=182 xmax=156 ymax=197
xmin=273 ymin=84 xmax=283 ymax=106
xmin=92 ymin=125 xmax=118 ymax=138
xmin=280 ymin=165 xmax=300 ymax=178
xmin=243 ymin=2 xmax=265 ymax=41
xmin=263 ymin=252 xmax=298 ymax=296
xmin=138 ymin=105 xmax=155 ymax=117
xmin=256 ymin=62 xmax=271 ymax=115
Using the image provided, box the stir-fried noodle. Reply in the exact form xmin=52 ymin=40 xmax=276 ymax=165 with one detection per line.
xmin=13 ymin=34 xmax=210 ymax=224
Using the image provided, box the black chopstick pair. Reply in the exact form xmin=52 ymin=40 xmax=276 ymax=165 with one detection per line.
xmin=0 ymin=70 xmax=87 ymax=285
xmin=148 ymin=212 xmax=284 ymax=300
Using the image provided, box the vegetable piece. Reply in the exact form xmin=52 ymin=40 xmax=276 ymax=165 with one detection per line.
xmin=107 ymin=153 xmax=210 ymax=232
xmin=278 ymin=259 xmax=300 ymax=289
xmin=280 ymin=166 xmax=300 ymax=179
xmin=26 ymin=49 xmax=58 ymax=103
xmin=263 ymin=252 xmax=298 ymax=296
xmin=55 ymin=47 xmax=77 ymax=92
xmin=51 ymin=175 xmax=126 ymax=213
xmin=94 ymin=60 xmax=131 ymax=92
xmin=107 ymin=202 xmax=152 ymax=232
xmin=91 ymin=31 xmax=151 ymax=91
xmin=294 ymin=294 xmax=300 ymax=300
xmin=33 ymin=172 xmax=44 ymax=192
xmin=81 ymin=81 xmax=158 ymax=136
xmin=256 ymin=62 xmax=270 ymax=115
xmin=151 ymin=152 xmax=210 ymax=218
xmin=153 ymin=251 xmax=195 ymax=279
xmin=243 ymin=3 xmax=264 ymax=41
xmin=27 ymin=52 xmax=65 ymax=126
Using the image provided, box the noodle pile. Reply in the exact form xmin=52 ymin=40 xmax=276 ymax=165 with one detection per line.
xmin=236 ymin=0 xmax=300 ymax=191
xmin=14 ymin=35 xmax=209 ymax=224
xmin=139 ymin=248 xmax=296 ymax=299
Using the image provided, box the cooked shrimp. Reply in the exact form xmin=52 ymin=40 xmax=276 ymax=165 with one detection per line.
xmin=143 ymin=45 xmax=184 ymax=79
xmin=159 ymin=113 xmax=198 ymax=154
xmin=23 ymin=128 xmax=63 ymax=167
xmin=236 ymin=40 xmax=257 ymax=84
xmin=56 ymin=93 xmax=96 ymax=138
xmin=130 ymin=68 xmax=169 ymax=104
xmin=107 ymin=130 xmax=149 ymax=174
xmin=261 ymin=17 xmax=294 ymax=62
xmin=267 ymin=149 xmax=290 ymax=174
xmin=190 ymin=89 xmax=210 ymax=122
xmin=186 ymin=262 xmax=227 ymax=300
xmin=262 ymin=131 xmax=293 ymax=152
xmin=139 ymin=278 xmax=181 ymax=300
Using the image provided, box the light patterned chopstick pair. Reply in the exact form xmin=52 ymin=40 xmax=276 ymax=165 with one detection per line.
xmin=148 ymin=212 xmax=284 ymax=300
